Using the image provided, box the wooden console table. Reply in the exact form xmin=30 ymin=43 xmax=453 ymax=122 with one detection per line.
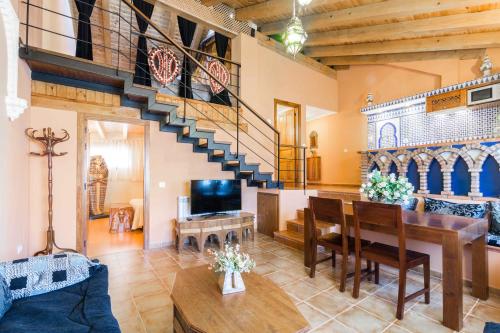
xmin=171 ymin=265 xmax=309 ymax=333
xmin=174 ymin=212 xmax=255 ymax=253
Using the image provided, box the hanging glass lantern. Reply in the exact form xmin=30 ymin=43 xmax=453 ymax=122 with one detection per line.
xmin=283 ymin=0 xmax=308 ymax=57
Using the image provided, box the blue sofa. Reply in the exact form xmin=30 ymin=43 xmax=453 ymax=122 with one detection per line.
xmin=0 ymin=265 xmax=120 ymax=333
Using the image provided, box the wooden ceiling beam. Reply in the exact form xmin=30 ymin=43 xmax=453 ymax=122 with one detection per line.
xmin=260 ymin=0 xmax=500 ymax=35
xmin=319 ymin=49 xmax=486 ymax=65
xmin=200 ymin=0 xmax=224 ymax=6
xmin=304 ymin=31 xmax=500 ymax=57
xmin=235 ymin=0 xmax=381 ymax=22
xmin=305 ymin=8 xmax=500 ymax=46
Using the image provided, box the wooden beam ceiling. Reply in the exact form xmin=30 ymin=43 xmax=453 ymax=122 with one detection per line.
xmin=304 ymin=31 xmax=500 ymax=57
xmin=319 ymin=49 xmax=486 ymax=65
xmin=260 ymin=0 xmax=500 ymax=35
xmin=305 ymin=9 xmax=500 ymax=46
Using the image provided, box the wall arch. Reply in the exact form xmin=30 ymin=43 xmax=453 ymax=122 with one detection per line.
xmin=451 ymin=156 xmax=471 ymax=196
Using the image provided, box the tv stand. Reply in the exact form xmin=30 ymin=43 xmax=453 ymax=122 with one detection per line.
xmin=174 ymin=212 xmax=255 ymax=253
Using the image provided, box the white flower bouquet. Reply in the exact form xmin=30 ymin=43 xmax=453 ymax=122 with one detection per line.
xmin=208 ymin=244 xmax=256 ymax=274
xmin=360 ymin=170 xmax=414 ymax=204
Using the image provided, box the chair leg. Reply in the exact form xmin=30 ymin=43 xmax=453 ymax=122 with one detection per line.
xmin=396 ymin=269 xmax=407 ymax=320
xmin=339 ymin=252 xmax=348 ymax=292
xmin=424 ymin=260 xmax=431 ymax=304
xmin=309 ymin=246 xmax=318 ymax=278
xmin=332 ymin=251 xmax=336 ymax=268
xmin=375 ymin=263 xmax=380 ymax=284
xmin=352 ymin=254 xmax=362 ymax=299
xmin=367 ymin=260 xmax=372 ymax=282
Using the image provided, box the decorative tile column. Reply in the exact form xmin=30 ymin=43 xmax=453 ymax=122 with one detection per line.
xmin=417 ymin=168 xmax=430 ymax=194
xmin=441 ymin=168 xmax=453 ymax=196
xmin=360 ymin=153 xmax=369 ymax=183
xmin=468 ymin=169 xmax=482 ymax=197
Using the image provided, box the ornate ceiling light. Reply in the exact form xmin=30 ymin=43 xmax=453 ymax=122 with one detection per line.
xmin=283 ymin=0 xmax=308 ymax=57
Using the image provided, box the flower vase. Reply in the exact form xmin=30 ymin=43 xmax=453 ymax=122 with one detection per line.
xmin=218 ymin=270 xmax=246 ymax=295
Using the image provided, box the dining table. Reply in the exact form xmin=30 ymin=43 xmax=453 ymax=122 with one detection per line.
xmin=304 ymin=203 xmax=489 ymax=332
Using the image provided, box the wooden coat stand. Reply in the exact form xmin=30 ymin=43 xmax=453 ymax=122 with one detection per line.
xmin=26 ymin=127 xmax=77 ymax=256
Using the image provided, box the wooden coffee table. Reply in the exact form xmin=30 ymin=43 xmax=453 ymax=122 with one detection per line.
xmin=171 ymin=265 xmax=309 ymax=333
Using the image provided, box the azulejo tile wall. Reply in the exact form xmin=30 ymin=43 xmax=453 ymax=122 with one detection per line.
xmin=362 ymin=74 xmax=500 ymax=150
xmin=360 ymin=142 xmax=500 ymax=198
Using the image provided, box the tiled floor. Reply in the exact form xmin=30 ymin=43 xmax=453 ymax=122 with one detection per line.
xmin=87 ymin=218 xmax=143 ymax=257
xmin=93 ymin=233 xmax=499 ymax=333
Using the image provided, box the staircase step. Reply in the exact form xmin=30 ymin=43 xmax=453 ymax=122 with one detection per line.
xmin=286 ymin=218 xmax=335 ymax=234
xmin=273 ymin=230 xmax=304 ymax=250
xmin=297 ymin=209 xmax=304 ymax=220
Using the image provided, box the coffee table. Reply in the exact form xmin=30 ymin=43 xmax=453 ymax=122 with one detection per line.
xmin=171 ymin=265 xmax=309 ymax=333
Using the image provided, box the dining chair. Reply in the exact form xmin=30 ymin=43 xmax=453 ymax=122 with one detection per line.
xmin=352 ymin=200 xmax=430 ymax=319
xmin=305 ymin=197 xmax=371 ymax=292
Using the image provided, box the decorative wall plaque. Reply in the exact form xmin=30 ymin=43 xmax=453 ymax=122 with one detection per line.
xmin=207 ymin=59 xmax=230 ymax=94
xmin=426 ymin=89 xmax=467 ymax=113
xmin=148 ymin=47 xmax=180 ymax=86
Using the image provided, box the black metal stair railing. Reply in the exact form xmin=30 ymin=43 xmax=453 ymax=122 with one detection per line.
xmin=20 ymin=0 xmax=308 ymax=189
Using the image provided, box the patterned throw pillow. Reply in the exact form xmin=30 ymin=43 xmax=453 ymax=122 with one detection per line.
xmin=0 ymin=269 xmax=12 ymax=319
xmin=488 ymin=234 xmax=500 ymax=247
xmin=0 ymin=253 xmax=99 ymax=300
xmin=424 ymin=197 xmax=487 ymax=219
xmin=402 ymin=197 xmax=419 ymax=211
xmin=490 ymin=201 xmax=500 ymax=236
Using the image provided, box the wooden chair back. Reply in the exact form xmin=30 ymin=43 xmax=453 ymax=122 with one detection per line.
xmin=352 ymin=201 xmax=406 ymax=266
xmin=304 ymin=197 xmax=347 ymax=267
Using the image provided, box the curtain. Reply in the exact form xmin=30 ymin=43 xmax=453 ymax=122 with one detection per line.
xmin=89 ymin=137 xmax=144 ymax=182
xmin=210 ymin=32 xmax=232 ymax=106
xmin=75 ymin=0 xmax=96 ymax=60
xmin=177 ymin=16 xmax=197 ymax=99
xmin=133 ymin=0 xmax=155 ymax=86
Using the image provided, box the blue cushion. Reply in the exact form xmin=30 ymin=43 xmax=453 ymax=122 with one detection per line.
xmin=484 ymin=322 xmax=500 ymax=333
xmin=488 ymin=234 xmax=500 ymax=247
xmin=424 ymin=197 xmax=487 ymax=218
xmin=0 ymin=269 xmax=12 ymax=320
xmin=0 ymin=253 xmax=99 ymax=300
xmin=489 ymin=201 xmax=500 ymax=236
xmin=402 ymin=197 xmax=418 ymax=211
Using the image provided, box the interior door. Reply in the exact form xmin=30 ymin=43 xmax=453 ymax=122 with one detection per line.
xmin=277 ymin=106 xmax=299 ymax=185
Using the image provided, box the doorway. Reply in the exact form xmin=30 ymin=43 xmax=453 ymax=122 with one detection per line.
xmin=84 ymin=120 xmax=146 ymax=257
xmin=274 ymin=99 xmax=301 ymax=187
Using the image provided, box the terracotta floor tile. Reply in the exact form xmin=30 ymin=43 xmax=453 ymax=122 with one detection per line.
xmin=307 ymin=292 xmax=352 ymax=317
xmin=396 ymin=311 xmax=454 ymax=333
xmin=134 ymin=291 xmax=172 ymax=314
xmin=384 ymin=324 xmax=412 ymax=333
xmin=265 ymin=270 xmax=298 ymax=286
xmin=283 ymin=280 xmax=322 ymax=300
xmin=311 ymin=319 xmax=357 ymax=333
xmin=118 ymin=313 xmax=146 ymax=333
xmin=303 ymin=273 xmax=337 ymax=291
xmin=336 ymin=306 xmax=389 ymax=333
xmin=470 ymin=303 xmax=500 ymax=323
xmin=358 ymin=295 xmax=399 ymax=322
xmin=253 ymin=262 xmax=279 ymax=275
xmin=297 ymin=303 xmax=330 ymax=329
xmin=479 ymin=294 xmax=500 ymax=309
xmin=140 ymin=306 xmax=173 ymax=333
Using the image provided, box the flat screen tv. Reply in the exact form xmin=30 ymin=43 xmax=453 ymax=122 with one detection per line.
xmin=190 ymin=179 xmax=242 ymax=215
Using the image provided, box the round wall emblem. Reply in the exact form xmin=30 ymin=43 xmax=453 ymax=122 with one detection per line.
xmin=148 ymin=47 xmax=180 ymax=86
xmin=207 ymin=59 xmax=230 ymax=94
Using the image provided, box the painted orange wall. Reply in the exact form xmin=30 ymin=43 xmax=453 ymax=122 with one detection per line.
xmin=307 ymin=50 xmax=500 ymax=185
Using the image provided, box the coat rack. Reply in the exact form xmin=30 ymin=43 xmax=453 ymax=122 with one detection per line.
xmin=26 ymin=127 xmax=78 ymax=256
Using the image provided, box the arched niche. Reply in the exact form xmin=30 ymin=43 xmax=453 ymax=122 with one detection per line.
xmin=427 ymin=159 xmax=443 ymax=195
xmin=407 ymin=159 xmax=420 ymax=193
xmin=389 ymin=161 xmax=399 ymax=177
xmin=369 ymin=163 xmax=380 ymax=173
xmin=451 ymin=156 xmax=471 ymax=196
xmin=309 ymin=131 xmax=318 ymax=149
xmin=480 ymin=155 xmax=500 ymax=197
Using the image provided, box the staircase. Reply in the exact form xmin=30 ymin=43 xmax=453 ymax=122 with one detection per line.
xmin=21 ymin=46 xmax=281 ymax=189
xmin=273 ymin=209 xmax=335 ymax=250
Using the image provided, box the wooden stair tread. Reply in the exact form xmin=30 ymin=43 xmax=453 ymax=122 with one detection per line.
xmin=273 ymin=230 xmax=304 ymax=250
xmin=287 ymin=218 xmax=334 ymax=230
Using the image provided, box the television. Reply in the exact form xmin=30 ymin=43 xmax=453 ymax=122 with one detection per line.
xmin=190 ymin=179 xmax=242 ymax=215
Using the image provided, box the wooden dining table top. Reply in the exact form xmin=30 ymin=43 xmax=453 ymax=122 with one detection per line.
xmin=341 ymin=202 xmax=489 ymax=244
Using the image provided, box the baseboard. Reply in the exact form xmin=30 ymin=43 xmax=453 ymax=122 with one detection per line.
xmin=148 ymin=240 xmax=174 ymax=249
